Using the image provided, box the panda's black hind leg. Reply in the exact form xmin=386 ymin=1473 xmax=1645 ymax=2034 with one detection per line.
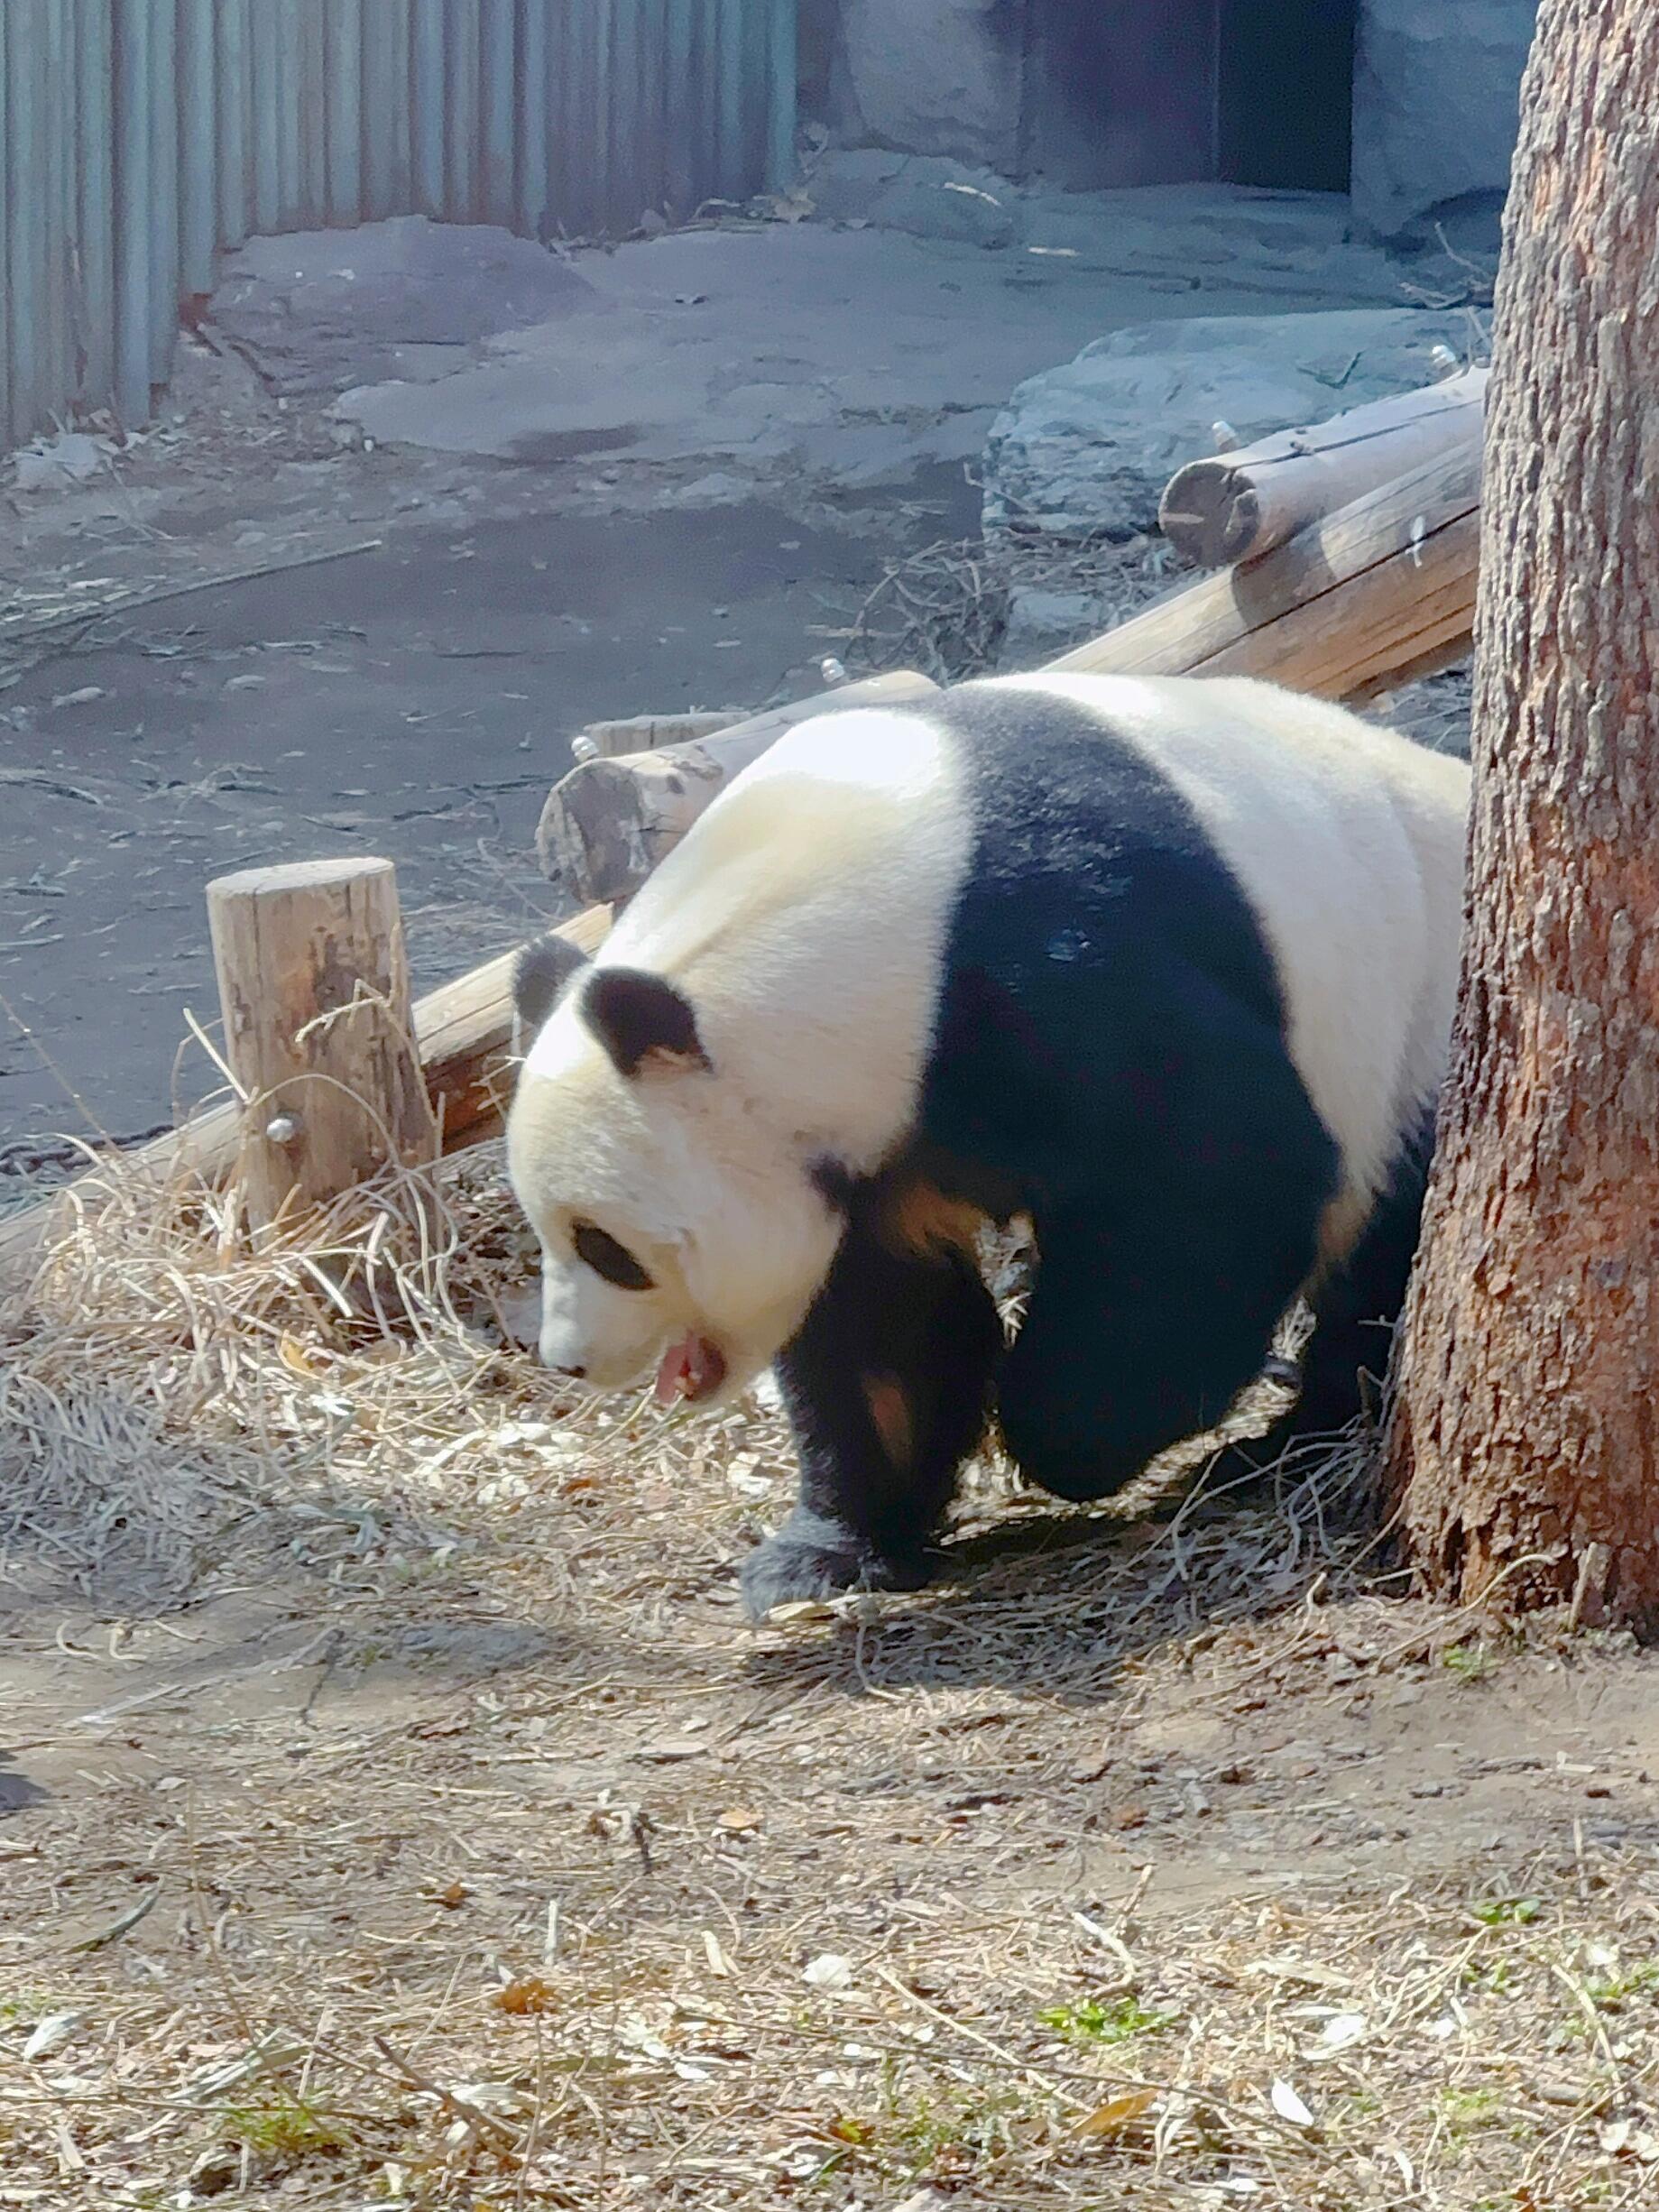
xmin=742 ymin=1227 xmax=1002 ymax=1619
xmin=1277 ymin=1117 xmax=1434 ymax=1448
xmin=998 ymin=1200 xmax=1317 ymax=1504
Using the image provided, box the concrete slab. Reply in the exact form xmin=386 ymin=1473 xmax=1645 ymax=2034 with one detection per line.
xmin=329 ymin=200 xmax=1418 ymax=501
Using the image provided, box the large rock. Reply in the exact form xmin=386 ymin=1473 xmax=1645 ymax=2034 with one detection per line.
xmin=982 ymin=308 xmax=1479 ymax=543
xmin=826 ymin=0 xmax=1024 ymax=172
xmin=1351 ymin=1 xmax=1536 ymax=241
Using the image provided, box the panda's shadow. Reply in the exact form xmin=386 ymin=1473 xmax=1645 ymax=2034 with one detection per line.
xmin=741 ymin=1473 xmax=1357 ymax=1708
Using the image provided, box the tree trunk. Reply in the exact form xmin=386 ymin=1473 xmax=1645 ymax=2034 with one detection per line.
xmin=1382 ymin=0 xmax=1659 ymax=1635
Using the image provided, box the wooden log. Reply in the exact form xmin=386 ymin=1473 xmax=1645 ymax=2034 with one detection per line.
xmin=539 ymin=445 xmax=1479 ymax=911
xmin=408 ymin=899 xmax=611 ymax=1143
xmin=0 ymin=901 xmax=613 ymax=1279
xmin=571 ymin=710 xmax=737 ymax=762
xmin=538 ymin=669 xmax=939 ymax=906
xmin=1057 ymin=434 xmax=1480 ymax=700
xmin=1158 ymin=366 xmax=1487 ymax=568
xmin=207 ymin=857 xmax=439 ymax=1229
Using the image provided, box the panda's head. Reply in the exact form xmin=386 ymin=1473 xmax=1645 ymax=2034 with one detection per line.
xmin=506 ymin=932 xmax=844 ymax=1406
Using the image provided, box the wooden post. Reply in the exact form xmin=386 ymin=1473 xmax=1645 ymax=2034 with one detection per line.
xmin=207 ymin=857 xmax=438 ymax=1229
xmin=0 ymin=901 xmax=613 ymax=1283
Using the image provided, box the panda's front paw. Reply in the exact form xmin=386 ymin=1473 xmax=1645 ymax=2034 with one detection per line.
xmin=739 ymin=1511 xmax=931 ymax=1620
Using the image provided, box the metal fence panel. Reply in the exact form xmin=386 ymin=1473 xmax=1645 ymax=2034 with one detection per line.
xmin=179 ymin=0 xmax=218 ymax=295
xmin=325 ymin=0 xmax=364 ymax=229
xmin=514 ymin=0 xmax=550 ymax=242
xmin=214 ymin=0 xmax=250 ymax=251
xmin=445 ymin=0 xmax=481 ymax=225
xmin=6 ymin=5 xmax=43 ymax=446
xmin=362 ymin=2 xmax=407 ymax=221
xmin=0 ymin=11 xmax=10 ymax=447
xmin=148 ymin=0 xmax=179 ymax=382
xmin=0 ymin=0 xmax=794 ymax=450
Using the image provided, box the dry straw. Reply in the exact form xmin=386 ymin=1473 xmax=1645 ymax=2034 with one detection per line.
xmin=2 ymin=1143 xmax=1655 ymax=2208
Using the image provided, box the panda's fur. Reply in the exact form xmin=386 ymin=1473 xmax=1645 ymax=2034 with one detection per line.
xmin=508 ymin=674 xmax=1470 ymax=1618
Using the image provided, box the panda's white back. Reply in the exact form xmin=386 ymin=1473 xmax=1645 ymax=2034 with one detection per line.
xmin=594 ymin=700 xmax=974 ymax=1173
xmin=1005 ymin=674 xmax=1470 ymax=1217
xmin=592 ymin=672 xmax=1470 ymax=1204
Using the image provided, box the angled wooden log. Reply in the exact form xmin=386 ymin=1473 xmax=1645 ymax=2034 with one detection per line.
xmin=538 ymin=669 xmax=939 ymax=906
xmin=540 ymin=442 xmax=1481 ymax=910
xmin=571 ymin=710 xmax=737 ymax=761
xmin=1060 ymin=434 xmax=1480 ymax=700
xmin=1158 ymin=366 xmax=1487 ymax=567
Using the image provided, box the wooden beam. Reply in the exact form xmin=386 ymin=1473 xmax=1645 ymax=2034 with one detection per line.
xmin=1059 ymin=434 xmax=1480 ymax=700
xmin=1158 ymin=366 xmax=1487 ymax=567
xmin=540 ymin=442 xmax=1480 ymax=910
xmin=537 ymin=670 xmax=939 ymax=907
xmin=410 ymin=899 xmax=611 ymax=1143
xmin=571 ymin=710 xmax=737 ymax=761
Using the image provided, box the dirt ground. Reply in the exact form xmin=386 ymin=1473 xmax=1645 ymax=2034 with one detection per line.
xmin=3 ymin=1150 xmax=1658 ymax=2211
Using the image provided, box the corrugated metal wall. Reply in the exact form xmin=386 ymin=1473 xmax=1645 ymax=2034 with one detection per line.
xmin=0 ymin=0 xmax=797 ymax=449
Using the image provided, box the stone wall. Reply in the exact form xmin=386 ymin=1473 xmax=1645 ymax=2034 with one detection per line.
xmin=1350 ymin=1 xmax=1537 ymax=239
xmin=808 ymin=0 xmax=1217 ymax=186
xmin=807 ymin=0 xmax=1540 ymax=239
xmin=810 ymin=0 xmax=1026 ymax=175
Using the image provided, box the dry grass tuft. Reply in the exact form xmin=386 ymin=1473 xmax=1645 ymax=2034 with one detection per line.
xmin=2 ymin=1152 xmax=1657 ymax=2208
xmin=833 ymin=532 xmax=1181 ymax=684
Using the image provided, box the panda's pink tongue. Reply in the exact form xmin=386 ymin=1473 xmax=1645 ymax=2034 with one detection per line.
xmin=655 ymin=1334 xmax=726 ymax=1406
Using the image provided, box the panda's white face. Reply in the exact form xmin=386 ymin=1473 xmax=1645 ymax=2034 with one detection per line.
xmin=507 ymin=966 xmax=843 ymax=1406
xmin=507 ymin=702 xmax=973 ymax=1406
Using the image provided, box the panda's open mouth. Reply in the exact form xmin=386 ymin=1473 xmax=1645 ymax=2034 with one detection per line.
xmin=655 ymin=1333 xmax=728 ymax=1406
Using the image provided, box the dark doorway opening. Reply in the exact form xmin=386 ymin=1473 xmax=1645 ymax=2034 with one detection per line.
xmin=797 ymin=2 xmax=1360 ymax=199
xmin=1218 ymin=0 xmax=1357 ymax=192
xmin=1020 ymin=0 xmax=1358 ymax=195
xmin=1022 ymin=2 xmax=1218 ymax=190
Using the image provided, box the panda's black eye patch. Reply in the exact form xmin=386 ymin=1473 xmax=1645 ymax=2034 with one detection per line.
xmin=571 ymin=1221 xmax=655 ymax=1292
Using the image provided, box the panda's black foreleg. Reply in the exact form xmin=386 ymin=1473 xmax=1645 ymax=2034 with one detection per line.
xmin=741 ymin=1227 xmax=1003 ymax=1619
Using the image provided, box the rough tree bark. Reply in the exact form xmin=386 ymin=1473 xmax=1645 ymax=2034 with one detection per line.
xmin=1382 ymin=0 xmax=1659 ymax=1634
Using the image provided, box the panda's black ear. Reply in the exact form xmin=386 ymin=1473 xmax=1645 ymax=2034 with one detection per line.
xmin=583 ymin=967 xmax=711 ymax=1079
xmin=513 ymin=931 xmax=592 ymax=1042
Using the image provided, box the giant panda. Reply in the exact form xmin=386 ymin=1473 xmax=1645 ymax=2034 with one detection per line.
xmin=507 ymin=674 xmax=1470 ymax=1618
